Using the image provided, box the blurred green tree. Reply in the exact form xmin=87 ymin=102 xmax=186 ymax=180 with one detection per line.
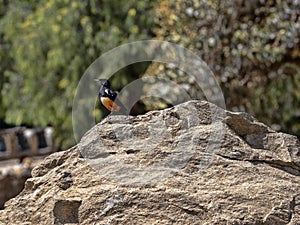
xmin=252 ymin=63 xmax=300 ymax=135
xmin=0 ymin=0 xmax=158 ymax=148
xmin=1 ymin=0 xmax=299 ymax=149
xmin=0 ymin=0 xmax=11 ymax=118
xmin=146 ymin=0 xmax=300 ymax=137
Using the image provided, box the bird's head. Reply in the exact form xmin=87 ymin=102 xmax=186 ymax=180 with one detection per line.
xmin=94 ymin=78 xmax=111 ymax=88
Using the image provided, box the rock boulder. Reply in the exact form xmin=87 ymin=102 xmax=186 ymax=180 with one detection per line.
xmin=0 ymin=100 xmax=299 ymax=224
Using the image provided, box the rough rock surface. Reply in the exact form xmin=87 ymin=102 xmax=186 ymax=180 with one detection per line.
xmin=0 ymin=100 xmax=300 ymax=225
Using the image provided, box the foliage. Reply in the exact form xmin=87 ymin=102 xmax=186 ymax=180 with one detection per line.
xmin=0 ymin=0 xmax=11 ymax=118
xmin=147 ymin=0 xmax=300 ymax=137
xmin=252 ymin=63 xmax=300 ymax=134
xmin=0 ymin=0 xmax=158 ymax=148
xmin=1 ymin=0 xmax=299 ymax=149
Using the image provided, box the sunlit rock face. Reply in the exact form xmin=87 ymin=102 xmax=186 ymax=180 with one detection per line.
xmin=0 ymin=100 xmax=300 ymax=224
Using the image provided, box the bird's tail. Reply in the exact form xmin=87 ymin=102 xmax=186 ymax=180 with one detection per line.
xmin=111 ymin=98 xmax=128 ymax=115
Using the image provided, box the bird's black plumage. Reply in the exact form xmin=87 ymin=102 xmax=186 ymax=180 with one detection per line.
xmin=94 ymin=78 xmax=127 ymax=114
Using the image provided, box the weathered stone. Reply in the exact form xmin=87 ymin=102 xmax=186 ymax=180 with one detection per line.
xmin=0 ymin=100 xmax=299 ymax=224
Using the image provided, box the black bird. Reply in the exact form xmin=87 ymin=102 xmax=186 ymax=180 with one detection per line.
xmin=94 ymin=78 xmax=127 ymax=114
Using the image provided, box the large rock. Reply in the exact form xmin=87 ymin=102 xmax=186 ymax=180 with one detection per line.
xmin=0 ymin=100 xmax=299 ymax=224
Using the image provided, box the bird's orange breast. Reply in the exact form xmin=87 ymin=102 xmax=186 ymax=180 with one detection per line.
xmin=101 ymin=97 xmax=121 ymax=111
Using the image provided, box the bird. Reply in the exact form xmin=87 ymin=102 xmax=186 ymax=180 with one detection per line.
xmin=94 ymin=78 xmax=127 ymax=114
